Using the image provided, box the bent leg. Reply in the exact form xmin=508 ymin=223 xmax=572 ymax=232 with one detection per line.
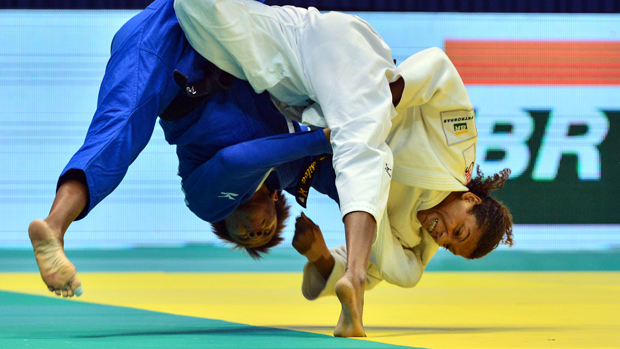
xmin=334 ymin=211 xmax=375 ymax=337
xmin=174 ymin=0 xmax=303 ymax=94
xmin=29 ymin=176 xmax=87 ymax=298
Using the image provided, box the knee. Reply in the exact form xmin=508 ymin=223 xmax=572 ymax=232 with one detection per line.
xmin=421 ymin=47 xmax=458 ymax=74
xmin=426 ymin=47 xmax=451 ymax=65
xmin=173 ymin=0 xmax=189 ymax=16
xmin=173 ymin=0 xmax=192 ymax=27
xmin=174 ymin=0 xmax=221 ymax=21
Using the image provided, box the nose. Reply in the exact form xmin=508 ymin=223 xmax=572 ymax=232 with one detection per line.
xmin=249 ymin=231 xmax=264 ymax=239
xmin=435 ymin=230 xmax=449 ymax=244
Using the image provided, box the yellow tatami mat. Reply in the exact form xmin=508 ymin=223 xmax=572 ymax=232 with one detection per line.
xmin=2 ymin=271 xmax=619 ymax=348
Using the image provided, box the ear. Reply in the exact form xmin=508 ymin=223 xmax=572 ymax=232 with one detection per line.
xmin=462 ymin=192 xmax=482 ymax=205
xmin=269 ymin=189 xmax=279 ymax=202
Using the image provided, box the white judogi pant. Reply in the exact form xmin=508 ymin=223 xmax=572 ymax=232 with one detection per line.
xmin=175 ymin=0 xmax=396 ymax=221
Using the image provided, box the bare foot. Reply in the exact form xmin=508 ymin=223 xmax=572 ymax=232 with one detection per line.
xmin=333 ymin=273 xmax=365 ymax=337
xmin=28 ymin=219 xmax=81 ymax=297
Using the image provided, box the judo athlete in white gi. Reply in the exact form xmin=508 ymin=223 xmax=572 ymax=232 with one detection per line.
xmin=174 ymin=0 xmax=514 ymax=337
xmin=290 ymin=49 xmax=514 ymax=336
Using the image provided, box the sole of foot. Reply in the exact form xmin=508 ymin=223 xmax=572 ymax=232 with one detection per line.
xmin=333 ymin=276 xmax=365 ymax=337
xmin=28 ymin=219 xmax=82 ymax=297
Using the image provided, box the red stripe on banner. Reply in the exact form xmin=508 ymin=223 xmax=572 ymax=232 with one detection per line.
xmin=445 ymin=41 xmax=620 ymax=85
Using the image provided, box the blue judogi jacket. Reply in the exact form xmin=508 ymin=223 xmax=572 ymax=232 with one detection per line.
xmin=61 ymin=0 xmax=338 ymax=222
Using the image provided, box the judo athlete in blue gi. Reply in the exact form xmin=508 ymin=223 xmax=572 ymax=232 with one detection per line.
xmin=27 ymin=0 xmax=339 ymax=298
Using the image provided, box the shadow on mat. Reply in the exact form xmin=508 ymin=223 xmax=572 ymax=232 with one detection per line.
xmin=74 ymin=324 xmax=552 ymax=339
xmin=279 ymin=325 xmax=556 ymax=338
xmin=76 ymin=325 xmax=323 ymax=339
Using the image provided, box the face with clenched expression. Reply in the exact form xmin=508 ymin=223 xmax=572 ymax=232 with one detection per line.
xmin=417 ymin=192 xmax=483 ymax=258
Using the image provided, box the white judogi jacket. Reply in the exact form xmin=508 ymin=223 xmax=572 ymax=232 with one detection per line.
xmin=302 ymin=48 xmax=478 ymax=299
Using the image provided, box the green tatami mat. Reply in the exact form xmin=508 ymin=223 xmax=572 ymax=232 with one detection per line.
xmin=0 ymin=290 xmax=416 ymax=349
xmin=2 ymin=246 xmax=620 ymax=272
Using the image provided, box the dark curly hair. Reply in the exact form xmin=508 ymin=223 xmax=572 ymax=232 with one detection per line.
xmin=210 ymin=192 xmax=291 ymax=259
xmin=466 ymin=166 xmax=514 ymax=259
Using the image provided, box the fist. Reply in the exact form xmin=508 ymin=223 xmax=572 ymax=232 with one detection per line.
xmin=292 ymin=212 xmax=324 ymax=256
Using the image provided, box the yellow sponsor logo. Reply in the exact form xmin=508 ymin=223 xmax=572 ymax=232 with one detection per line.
xmin=454 ymin=122 xmax=468 ymax=135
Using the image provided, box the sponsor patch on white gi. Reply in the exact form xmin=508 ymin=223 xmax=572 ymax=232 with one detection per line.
xmin=441 ymin=109 xmax=477 ymax=146
xmin=462 ymin=144 xmax=476 ymax=184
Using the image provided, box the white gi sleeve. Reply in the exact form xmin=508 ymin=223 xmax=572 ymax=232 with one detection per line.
xmin=300 ymin=12 xmax=397 ymax=222
xmin=301 ymin=244 xmax=383 ymax=300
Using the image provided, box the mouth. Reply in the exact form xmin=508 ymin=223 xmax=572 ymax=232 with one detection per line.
xmin=427 ymin=218 xmax=438 ymax=235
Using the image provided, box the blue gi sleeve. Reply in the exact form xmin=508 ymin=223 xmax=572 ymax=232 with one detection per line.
xmin=183 ymin=129 xmax=331 ymax=222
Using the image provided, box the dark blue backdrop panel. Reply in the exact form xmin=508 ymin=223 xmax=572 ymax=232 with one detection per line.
xmin=2 ymin=0 xmax=620 ymax=12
